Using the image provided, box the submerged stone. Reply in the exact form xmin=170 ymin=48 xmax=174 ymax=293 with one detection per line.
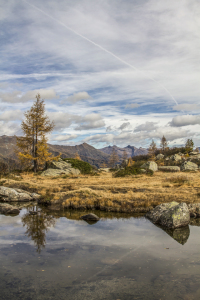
xmin=80 ymin=213 xmax=99 ymax=221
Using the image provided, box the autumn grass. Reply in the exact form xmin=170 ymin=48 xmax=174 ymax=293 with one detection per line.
xmin=1 ymin=170 xmax=200 ymax=213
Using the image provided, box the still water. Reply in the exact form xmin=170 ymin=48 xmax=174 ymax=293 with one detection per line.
xmin=0 ymin=206 xmax=200 ymax=300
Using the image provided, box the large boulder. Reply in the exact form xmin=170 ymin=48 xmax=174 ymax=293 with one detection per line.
xmin=170 ymin=154 xmax=182 ymax=161
xmin=141 ymin=161 xmax=158 ymax=172
xmin=46 ymin=160 xmax=72 ymax=170
xmin=80 ymin=213 xmax=99 ymax=221
xmin=158 ymin=166 xmax=180 ymax=172
xmin=0 ymin=186 xmax=36 ymax=202
xmin=41 ymin=168 xmax=80 ymax=177
xmin=180 ymin=161 xmax=198 ymax=171
xmin=0 ymin=203 xmax=20 ymax=215
xmin=146 ymin=202 xmax=190 ymax=228
xmin=146 ymin=202 xmax=179 ymax=223
xmin=159 ymin=203 xmax=190 ymax=229
xmin=156 ymin=154 xmax=164 ymax=160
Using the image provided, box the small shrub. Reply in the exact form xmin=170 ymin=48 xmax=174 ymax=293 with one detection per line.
xmin=63 ymin=158 xmax=93 ymax=174
xmin=166 ymin=175 xmax=190 ymax=185
xmin=113 ymin=166 xmax=142 ymax=177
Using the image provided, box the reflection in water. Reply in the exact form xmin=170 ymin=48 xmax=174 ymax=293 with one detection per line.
xmin=157 ymin=225 xmax=190 ymax=245
xmin=21 ymin=207 xmax=56 ymax=253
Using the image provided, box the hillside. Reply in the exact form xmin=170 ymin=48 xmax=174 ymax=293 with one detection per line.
xmin=100 ymin=145 xmax=148 ymax=158
xmin=0 ymin=135 xmax=110 ymax=168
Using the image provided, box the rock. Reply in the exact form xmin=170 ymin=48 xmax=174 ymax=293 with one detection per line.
xmin=41 ymin=168 xmax=80 ymax=177
xmin=146 ymin=201 xmax=179 ymax=223
xmin=156 ymin=154 xmax=164 ymax=160
xmin=158 ymin=166 xmax=180 ymax=172
xmin=99 ymin=168 xmax=110 ymax=172
xmin=47 ymin=160 xmax=72 ymax=170
xmin=0 ymin=203 xmax=20 ymax=215
xmin=170 ymin=154 xmax=182 ymax=161
xmin=189 ymin=151 xmax=199 ymax=155
xmin=159 ymin=203 xmax=190 ymax=229
xmin=180 ymin=161 xmax=198 ymax=171
xmin=29 ymin=211 xmax=38 ymax=215
xmin=80 ymin=213 xmax=99 ymax=221
xmin=0 ymin=186 xmax=34 ymax=202
xmin=165 ymin=157 xmax=169 ymax=161
xmin=141 ymin=161 xmax=158 ymax=172
xmin=187 ymin=203 xmax=200 ymax=218
xmin=140 ymin=169 xmax=147 ymax=173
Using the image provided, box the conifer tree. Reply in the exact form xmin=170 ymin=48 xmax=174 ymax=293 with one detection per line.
xmin=16 ymin=94 xmax=55 ymax=172
xmin=74 ymin=152 xmax=81 ymax=160
xmin=160 ymin=135 xmax=168 ymax=153
xmin=122 ymin=150 xmax=128 ymax=161
xmin=185 ymin=139 xmax=194 ymax=153
xmin=149 ymin=139 xmax=157 ymax=158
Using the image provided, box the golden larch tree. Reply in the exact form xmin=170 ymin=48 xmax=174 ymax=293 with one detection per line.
xmin=16 ymin=93 xmax=56 ymax=172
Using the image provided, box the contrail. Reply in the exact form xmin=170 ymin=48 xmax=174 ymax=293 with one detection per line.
xmin=23 ymin=0 xmax=178 ymax=105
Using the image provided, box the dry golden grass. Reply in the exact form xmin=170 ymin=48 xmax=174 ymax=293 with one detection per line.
xmin=1 ymin=170 xmax=200 ymax=213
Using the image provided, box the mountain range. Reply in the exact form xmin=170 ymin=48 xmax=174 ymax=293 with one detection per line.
xmin=0 ymin=135 xmax=148 ymax=168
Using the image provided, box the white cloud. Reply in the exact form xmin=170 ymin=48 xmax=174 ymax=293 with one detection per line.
xmin=75 ymin=113 xmax=105 ymax=130
xmin=170 ymin=115 xmax=200 ymax=127
xmin=0 ymin=110 xmax=23 ymax=121
xmin=0 ymin=89 xmax=58 ymax=103
xmin=61 ymin=92 xmax=91 ymax=103
xmin=118 ymin=122 xmax=131 ymax=131
xmin=134 ymin=121 xmax=158 ymax=132
xmin=51 ymin=134 xmax=78 ymax=141
xmin=173 ymin=104 xmax=200 ymax=111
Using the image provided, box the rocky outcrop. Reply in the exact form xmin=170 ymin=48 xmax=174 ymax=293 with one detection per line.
xmin=80 ymin=213 xmax=99 ymax=221
xmin=0 ymin=203 xmax=20 ymax=214
xmin=141 ymin=161 xmax=158 ymax=172
xmin=41 ymin=168 xmax=80 ymax=177
xmin=187 ymin=203 xmax=200 ymax=218
xmin=0 ymin=186 xmax=40 ymax=202
xmin=41 ymin=159 xmax=81 ymax=177
xmin=156 ymin=154 xmax=164 ymax=160
xmin=146 ymin=202 xmax=190 ymax=229
xmin=170 ymin=154 xmax=182 ymax=161
xmin=180 ymin=161 xmax=198 ymax=171
xmin=158 ymin=166 xmax=180 ymax=172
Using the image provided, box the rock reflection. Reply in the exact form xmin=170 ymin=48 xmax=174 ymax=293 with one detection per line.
xmin=158 ymin=225 xmax=190 ymax=245
xmin=190 ymin=218 xmax=200 ymax=226
xmin=21 ymin=207 xmax=56 ymax=253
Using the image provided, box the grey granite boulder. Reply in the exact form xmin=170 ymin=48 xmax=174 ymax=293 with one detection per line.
xmin=180 ymin=161 xmax=198 ymax=171
xmin=0 ymin=186 xmax=33 ymax=202
xmin=0 ymin=203 xmax=20 ymax=215
xmin=156 ymin=154 xmax=164 ymax=160
xmin=80 ymin=213 xmax=99 ymax=221
xmin=158 ymin=166 xmax=180 ymax=172
xmin=159 ymin=203 xmax=190 ymax=229
xmin=146 ymin=201 xmax=179 ymax=223
xmin=146 ymin=202 xmax=190 ymax=228
xmin=170 ymin=154 xmax=182 ymax=161
xmin=46 ymin=160 xmax=72 ymax=170
xmin=187 ymin=203 xmax=200 ymax=218
xmin=41 ymin=168 xmax=80 ymax=177
xmin=141 ymin=161 xmax=158 ymax=172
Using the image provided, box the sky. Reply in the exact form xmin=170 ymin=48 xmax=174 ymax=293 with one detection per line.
xmin=0 ymin=0 xmax=200 ymax=149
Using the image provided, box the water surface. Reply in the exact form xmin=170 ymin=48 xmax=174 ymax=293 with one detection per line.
xmin=0 ymin=207 xmax=200 ymax=299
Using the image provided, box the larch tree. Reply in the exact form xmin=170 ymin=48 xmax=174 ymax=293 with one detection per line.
xmin=160 ymin=135 xmax=168 ymax=153
xmin=16 ymin=94 xmax=56 ymax=172
xmin=149 ymin=139 xmax=157 ymax=158
xmin=185 ymin=139 xmax=194 ymax=153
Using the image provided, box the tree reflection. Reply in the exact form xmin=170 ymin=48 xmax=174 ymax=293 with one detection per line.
xmin=21 ymin=208 xmax=56 ymax=253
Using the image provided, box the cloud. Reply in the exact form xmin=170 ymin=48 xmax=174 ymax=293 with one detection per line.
xmin=48 ymin=112 xmax=105 ymax=131
xmin=51 ymin=134 xmax=78 ymax=142
xmin=118 ymin=122 xmax=131 ymax=131
xmin=0 ymin=89 xmax=58 ymax=103
xmin=62 ymin=92 xmax=91 ymax=103
xmin=134 ymin=121 xmax=158 ymax=132
xmin=0 ymin=110 xmax=23 ymax=121
xmin=170 ymin=115 xmax=200 ymax=127
xmin=173 ymin=104 xmax=200 ymax=111
xmin=125 ymin=103 xmax=140 ymax=109
xmin=75 ymin=113 xmax=105 ymax=130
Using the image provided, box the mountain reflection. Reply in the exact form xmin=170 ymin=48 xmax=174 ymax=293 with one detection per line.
xmin=21 ymin=208 xmax=56 ymax=253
